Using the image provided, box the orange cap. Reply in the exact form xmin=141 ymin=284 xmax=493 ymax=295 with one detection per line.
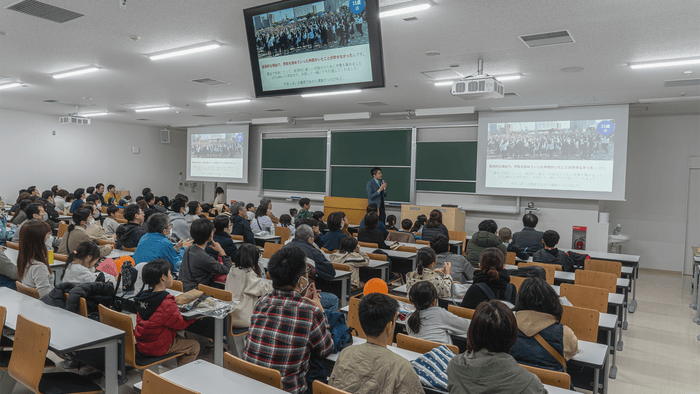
xmin=363 ymin=278 xmax=388 ymax=295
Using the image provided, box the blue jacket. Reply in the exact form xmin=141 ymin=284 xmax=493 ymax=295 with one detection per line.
xmin=510 ymin=323 xmax=565 ymax=372
xmin=205 ymin=232 xmax=238 ymax=259
xmin=323 ymin=229 xmax=349 ymax=251
xmin=69 ymin=199 xmax=84 ymax=213
xmin=366 ymin=178 xmax=386 ymax=208
xmin=359 ymin=217 xmax=389 ymax=239
xmin=133 ymin=232 xmax=185 ymax=273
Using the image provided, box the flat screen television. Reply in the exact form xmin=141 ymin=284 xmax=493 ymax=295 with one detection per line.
xmin=243 ymin=0 xmax=385 ymax=98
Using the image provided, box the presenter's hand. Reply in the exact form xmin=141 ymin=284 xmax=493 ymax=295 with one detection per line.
xmin=379 ymin=183 xmax=387 ymax=191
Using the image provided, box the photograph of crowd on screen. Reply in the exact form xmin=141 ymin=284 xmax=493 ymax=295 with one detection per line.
xmin=487 ymin=120 xmax=616 ymax=161
xmin=190 ymin=133 xmax=244 ymax=159
xmin=253 ymin=1 xmax=369 ymax=59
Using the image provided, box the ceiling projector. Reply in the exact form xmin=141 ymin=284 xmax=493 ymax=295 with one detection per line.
xmin=59 ymin=115 xmax=90 ymax=125
xmin=451 ymin=75 xmax=504 ymax=100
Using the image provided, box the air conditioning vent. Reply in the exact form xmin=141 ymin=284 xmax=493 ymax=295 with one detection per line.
xmin=5 ymin=0 xmax=83 ymax=23
xmin=191 ymin=114 xmax=215 ymax=118
xmin=519 ymin=30 xmax=574 ymax=48
xmin=191 ymin=78 xmax=230 ymax=86
xmin=357 ymin=101 xmax=389 ymax=107
xmin=664 ymin=78 xmax=700 ymax=88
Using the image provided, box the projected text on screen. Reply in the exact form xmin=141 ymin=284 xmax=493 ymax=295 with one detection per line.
xmin=485 ymin=119 xmax=616 ymax=192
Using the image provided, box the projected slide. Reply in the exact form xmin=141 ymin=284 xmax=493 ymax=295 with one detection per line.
xmin=251 ymin=1 xmax=373 ymax=92
xmin=486 ymin=119 xmax=616 ymax=192
xmin=187 ymin=125 xmax=249 ymax=183
xmin=476 ymin=105 xmax=629 ymax=201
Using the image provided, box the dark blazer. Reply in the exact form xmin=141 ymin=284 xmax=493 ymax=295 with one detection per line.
xmin=512 ymin=227 xmax=544 ymax=254
xmin=358 ymin=227 xmax=389 ymax=249
xmin=507 ymin=243 xmax=530 ymax=261
xmin=365 ymin=179 xmax=386 ymax=207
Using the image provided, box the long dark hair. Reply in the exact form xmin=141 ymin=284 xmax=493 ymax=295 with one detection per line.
xmin=410 ymin=215 xmax=427 ymax=233
xmin=407 ymin=281 xmax=438 ymax=334
xmin=17 ymin=220 xmax=51 ymax=280
xmin=255 ymin=203 xmax=269 ymax=219
xmin=514 ymin=277 xmax=563 ymax=321
xmin=62 ymin=241 xmax=101 ymax=280
xmin=68 ymin=208 xmax=92 ymax=232
xmin=234 ymin=243 xmax=262 ymax=277
xmin=425 ymin=209 xmax=443 ymax=228
xmin=466 ymin=300 xmax=518 ymax=353
xmin=415 ymin=248 xmax=436 ymax=276
xmin=479 ymin=247 xmax=504 ymax=281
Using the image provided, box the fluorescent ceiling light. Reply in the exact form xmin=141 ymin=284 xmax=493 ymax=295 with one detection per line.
xmin=81 ymin=111 xmax=109 ymax=117
xmin=638 ymin=96 xmax=700 ymax=103
xmin=148 ymin=41 xmax=222 ymax=61
xmin=495 ymin=74 xmax=522 ymax=81
xmin=251 ymin=117 xmax=289 ymax=125
xmin=52 ymin=66 xmax=100 ymax=79
xmin=491 ymin=104 xmax=559 ymax=111
xmin=135 ymin=106 xmax=171 ymax=112
xmin=415 ymin=106 xmax=475 ymax=116
xmin=0 ymin=82 xmax=22 ymax=90
xmin=433 ymin=80 xmax=458 ymax=87
xmin=630 ymin=58 xmax=700 ymax=69
xmin=206 ymin=99 xmax=251 ymax=107
xmin=225 ymin=120 xmax=253 ymax=125
xmin=301 ymin=89 xmax=361 ymax=98
xmin=324 ymin=112 xmax=372 ymax=121
xmin=380 ymin=0 xmax=432 ymax=18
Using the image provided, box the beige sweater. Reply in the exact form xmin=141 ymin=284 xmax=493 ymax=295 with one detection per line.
xmin=329 ymin=251 xmax=370 ymax=287
xmin=58 ymin=226 xmax=111 ymax=257
xmin=224 ymin=267 xmax=273 ymax=327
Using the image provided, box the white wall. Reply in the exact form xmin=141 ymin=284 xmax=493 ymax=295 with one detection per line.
xmin=0 ymin=108 xmax=186 ymax=202
xmin=602 ymin=114 xmax=700 ymax=272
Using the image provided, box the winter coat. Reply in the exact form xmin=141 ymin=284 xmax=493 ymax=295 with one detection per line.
xmin=204 ymin=232 xmax=238 ymax=260
xmin=447 ymin=349 xmax=546 ymax=394
xmin=115 ymin=222 xmax=147 ymax=249
xmin=178 ymin=245 xmax=232 ymax=292
xmin=465 ymin=231 xmax=507 ymax=267
xmin=134 ymin=289 xmax=194 ymax=356
xmin=460 ymin=269 xmax=516 ymax=309
xmin=225 ymin=267 xmax=273 ymax=328
xmin=42 ymin=280 xmax=115 ymax=318
xmin=231 ymin=214 xmax=255 ymax=244
xmin=329 ymin=251 xmax=370 ymax=287
xmin=511 ymin=227 xmax=544 ymax=254
xmin=421 ymin=224 xmax=449 ymax=243
xmin=168 ymin=212 xmax=190 ymax=243
xmin=533 ymin=248 xmax=575 ymax=272
xmin=283 ymin=238 xmax=336 ymax=282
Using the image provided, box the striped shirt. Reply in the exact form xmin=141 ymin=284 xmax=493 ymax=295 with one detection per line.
xmin=244 ymin=290 xmax=333 ymax=394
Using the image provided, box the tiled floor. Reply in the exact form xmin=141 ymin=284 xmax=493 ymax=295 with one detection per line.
xmin=9 ymin=269 xmax=700 ymax=393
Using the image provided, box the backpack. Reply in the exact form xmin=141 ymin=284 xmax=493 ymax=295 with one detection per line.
xmin=508 ymin=266 xmax=547 ymax=280
xmin=118 ymin=259 xmax=139 ymax=292
xmin=325 ymin=309 xmax=353 ymax=354
xmin=475 ymin=282 xmax=514 ymax=303
xmin=567 ymin=251 xmax=590 ymax=270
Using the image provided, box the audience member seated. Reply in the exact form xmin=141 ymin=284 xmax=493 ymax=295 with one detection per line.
xmin=229 ymin=201 xmax=254 ymax=244
xmin=39 ymin=190 xmax=60 ymax=225
xmin=313 ymin=211 xmax=327 ymax=232
xmin=134 ymin=259 xmax=200 ymax=366
xmin=225 ymin=244 xmax=273 ymax=328
xmin=185 ymin=201 xmax=202 ymax=223
xmin=432 ymin=233 xmax=475 ymax=283
xmin=116 ymin=204 xmax=147 ymax=249
xmin=168 ymin=199 xmax=191 ymax=242
xmin=58 ymin=208 xmax=112 ymax=257
xmin=83 ymin=202 xmax=113 ymax=241
xmin=330 ymin=236 xmax=370 ymax=291
xmin=69 ymin=188 xmax=86 ymax=214
xmin=8 ymin=192 xmax=30 ymax=217
xmin=260 ymin=198 xmax=279 ymax=224
xmin=276 ymin=213 xmax=297 ymax=237
xmin=145 ymin=192 xmax=167 ymax=213
xmin=201 ymin=203 xmax=216 ymax=218
xmin=407 ymin=281 xmax=469 ymax=345
xmin=251 ymin=203 xmax=274 ymax=232
xmin=410 ymin=214 xmax=428 ymax=235
xmin=62 ymin=241 xmax=117 ymax=285
xmin=460 ymin=248 xmax=516 ymax=309
xmin=399 ymin=218 xmax=422 ymax=241
xmin=465 ymin=219 xmax=507 ymax=268
xmin=63 ymin=193 xmax=76 ymax=215
xmin=178 ymin=218 xmax=233 ymax=292
xmin=85 ymin=194 xmax=102 ymax=213
xmin=246 ymin=203 xmax=256 ymax=222
xmin=512 ymin=214 xmax=544 ymax=254
xmin=289 ymin=208 xmax=298 ymax=220
xmin=510 ymin=278 xmax=579 ymax=371
xmin=323 ymin=212 xmax=350 ymax=251
xmin=10 ymin=199 xmax=31 ymax=225
xmin=421 ymin=209 xmax=450 ymax=242
xmin=17 ymin=220 xmax=55 ymax=298
xmin=329 ymin=293 xmax=423 ymax=394
xmin=12 ymin=202 xmax=47 ymax=243
xmin=282 ymin=224 xmax=338 ymax=311
xmin=293 ymin=197 xmax=314 ymax=223
xmin=0 ymin=247 xmax=18 ymax=290
xmin=244 ymin=246 xmax=334 ymax=394
xmin=386 ymin=214 xmax=398 ymax=231
xmin=499 ymin=227 xmax=529 ymax=261
xmin=359 ymin=203 xmax=388 ymax=239
xmin=104 ymin=184 xmax=120 ymax=204
xmin=133 ymin=213 xmax=192 ymax=273
xmin=299 ymin=218 xmax=325 ymax=248
xmin=204 ymin=215 xmax=238 ymax=259
xmin=532 ymin=230 xmax=574 ymax=272
xmin=358 ymin=212 xmax=389 ymax=249
xmin=94 ymin=183 xmax=106 ymax=205
xmin=406 ymin=247 xmax=453 ymax=298
xmin=447 ymin=300 xmax=547 ymax=394
xmin=54 ymin=189 xmax=68 ymax=213
xmin=103 ymin=205 xmax=121 ymax=236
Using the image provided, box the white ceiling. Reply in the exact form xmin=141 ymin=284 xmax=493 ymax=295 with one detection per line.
xmin=0 ymin=0 xmax=699 ymax=127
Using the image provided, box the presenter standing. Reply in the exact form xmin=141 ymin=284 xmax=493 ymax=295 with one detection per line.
xmin=366 ymin=167 xmax=387 ymax=223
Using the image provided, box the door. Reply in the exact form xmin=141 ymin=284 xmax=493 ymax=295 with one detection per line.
xmin=683 ymin=157 xmax=700 ymax=276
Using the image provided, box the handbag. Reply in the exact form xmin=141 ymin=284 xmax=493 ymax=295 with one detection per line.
xmin=411 ymin=344 xmax=456 ymax=390
xmin=534 ymin=334 xmax=567 ymax=372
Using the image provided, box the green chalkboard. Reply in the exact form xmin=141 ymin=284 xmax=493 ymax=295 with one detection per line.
xmin=416 ymin=181 xmax=476 ymax=193
xmin=262 ymin=137 xmax=326 ymax=169
xmin=331 ymin=130 xmax=412 ymax=166
xmin=331 ymin=167 xmax=411 ymax=203
xmin=263 ymin=170 xmax=326 ymax=193
xmin=416 ymin=141 xmax=477 ymax=181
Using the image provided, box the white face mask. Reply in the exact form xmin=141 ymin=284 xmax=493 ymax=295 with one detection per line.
xmin=42 ymin=213 xmax=48 ymax=221
xmin=86 ymin=219 xmax=95 ymax=229
xmin=45 ymin=236 xmax=53 ymax=250
xmin=96 ymin=204 xmax=102 ymax=209
xmin=94 ymin=211 xmax=101 ymax=219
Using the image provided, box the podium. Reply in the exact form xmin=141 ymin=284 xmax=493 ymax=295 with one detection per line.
xmin=400 ymin=205 xmax=465 ymax=232
xmin=323 ymin=196 xmax=368 ymax=226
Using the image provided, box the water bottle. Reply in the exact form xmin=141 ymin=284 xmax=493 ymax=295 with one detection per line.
xmin=270 ymin=225 xmax=275 ymax=237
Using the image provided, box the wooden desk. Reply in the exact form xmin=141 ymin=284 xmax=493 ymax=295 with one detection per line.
xmin=3 ymin=247 xmax=66 ymax=285
xmin=0 ymin=288 xmax=125 ymax=394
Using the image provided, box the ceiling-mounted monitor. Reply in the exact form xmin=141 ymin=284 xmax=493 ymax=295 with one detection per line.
xmin=243 ymin=0 xmax=385 ymax=98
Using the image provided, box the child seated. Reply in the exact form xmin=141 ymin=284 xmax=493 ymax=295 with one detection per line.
xmin=225 ymin=244 xmax=273 ymax=328
xmin=386 ymin=215 xmax=398 ymax=231
xmin=407 ymin=281 xmax=469 ymax=345
xmin=398 ymin=218 xmax=421 ymax=240
xmin=330 ymin=237 xmax=370 ymax=291
xmin=329 ymin=293 xmax=423 ymax=394
xmin=406 ymin=248 xmax=453 ymax=298
xmin=289 ymin=208 xmax=298 ymax=219
xmin=447 ymin=300 xmax=546 ymax=394
xmin=276 ymin=213 xmax=296 ymax=236
xmin=499 ymin=227 xmax=529 ymax=261
xmin=62 ymin=241 xmax=117 ymax=286
xmin=102 ymin=205 xmax=121 ymax=237
xmin=532 ymin=230 xmax=574 ymax=272
xmin=134 ymin=259 xmax=200 ymax=366
xmin=246 ymin=203 xmax=255 ymax=222
xmin=313 ymin=210 xmax=327 ymax=232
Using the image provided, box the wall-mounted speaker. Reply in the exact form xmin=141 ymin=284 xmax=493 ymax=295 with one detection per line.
xmin=160 ymin=128 xmax=170 ymax=144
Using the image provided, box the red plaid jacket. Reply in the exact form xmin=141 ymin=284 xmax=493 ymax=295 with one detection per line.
xmin=244 ymin=290 xmax=334 ymax=394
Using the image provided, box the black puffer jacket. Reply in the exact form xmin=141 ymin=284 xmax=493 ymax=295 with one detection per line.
xmin=116 ymin=222 xmax=147 ymax=249
xmin=230 ymin=214 xmax=255 ymax=244
xmin=42 ymin=279 xmax=115 ymax=319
